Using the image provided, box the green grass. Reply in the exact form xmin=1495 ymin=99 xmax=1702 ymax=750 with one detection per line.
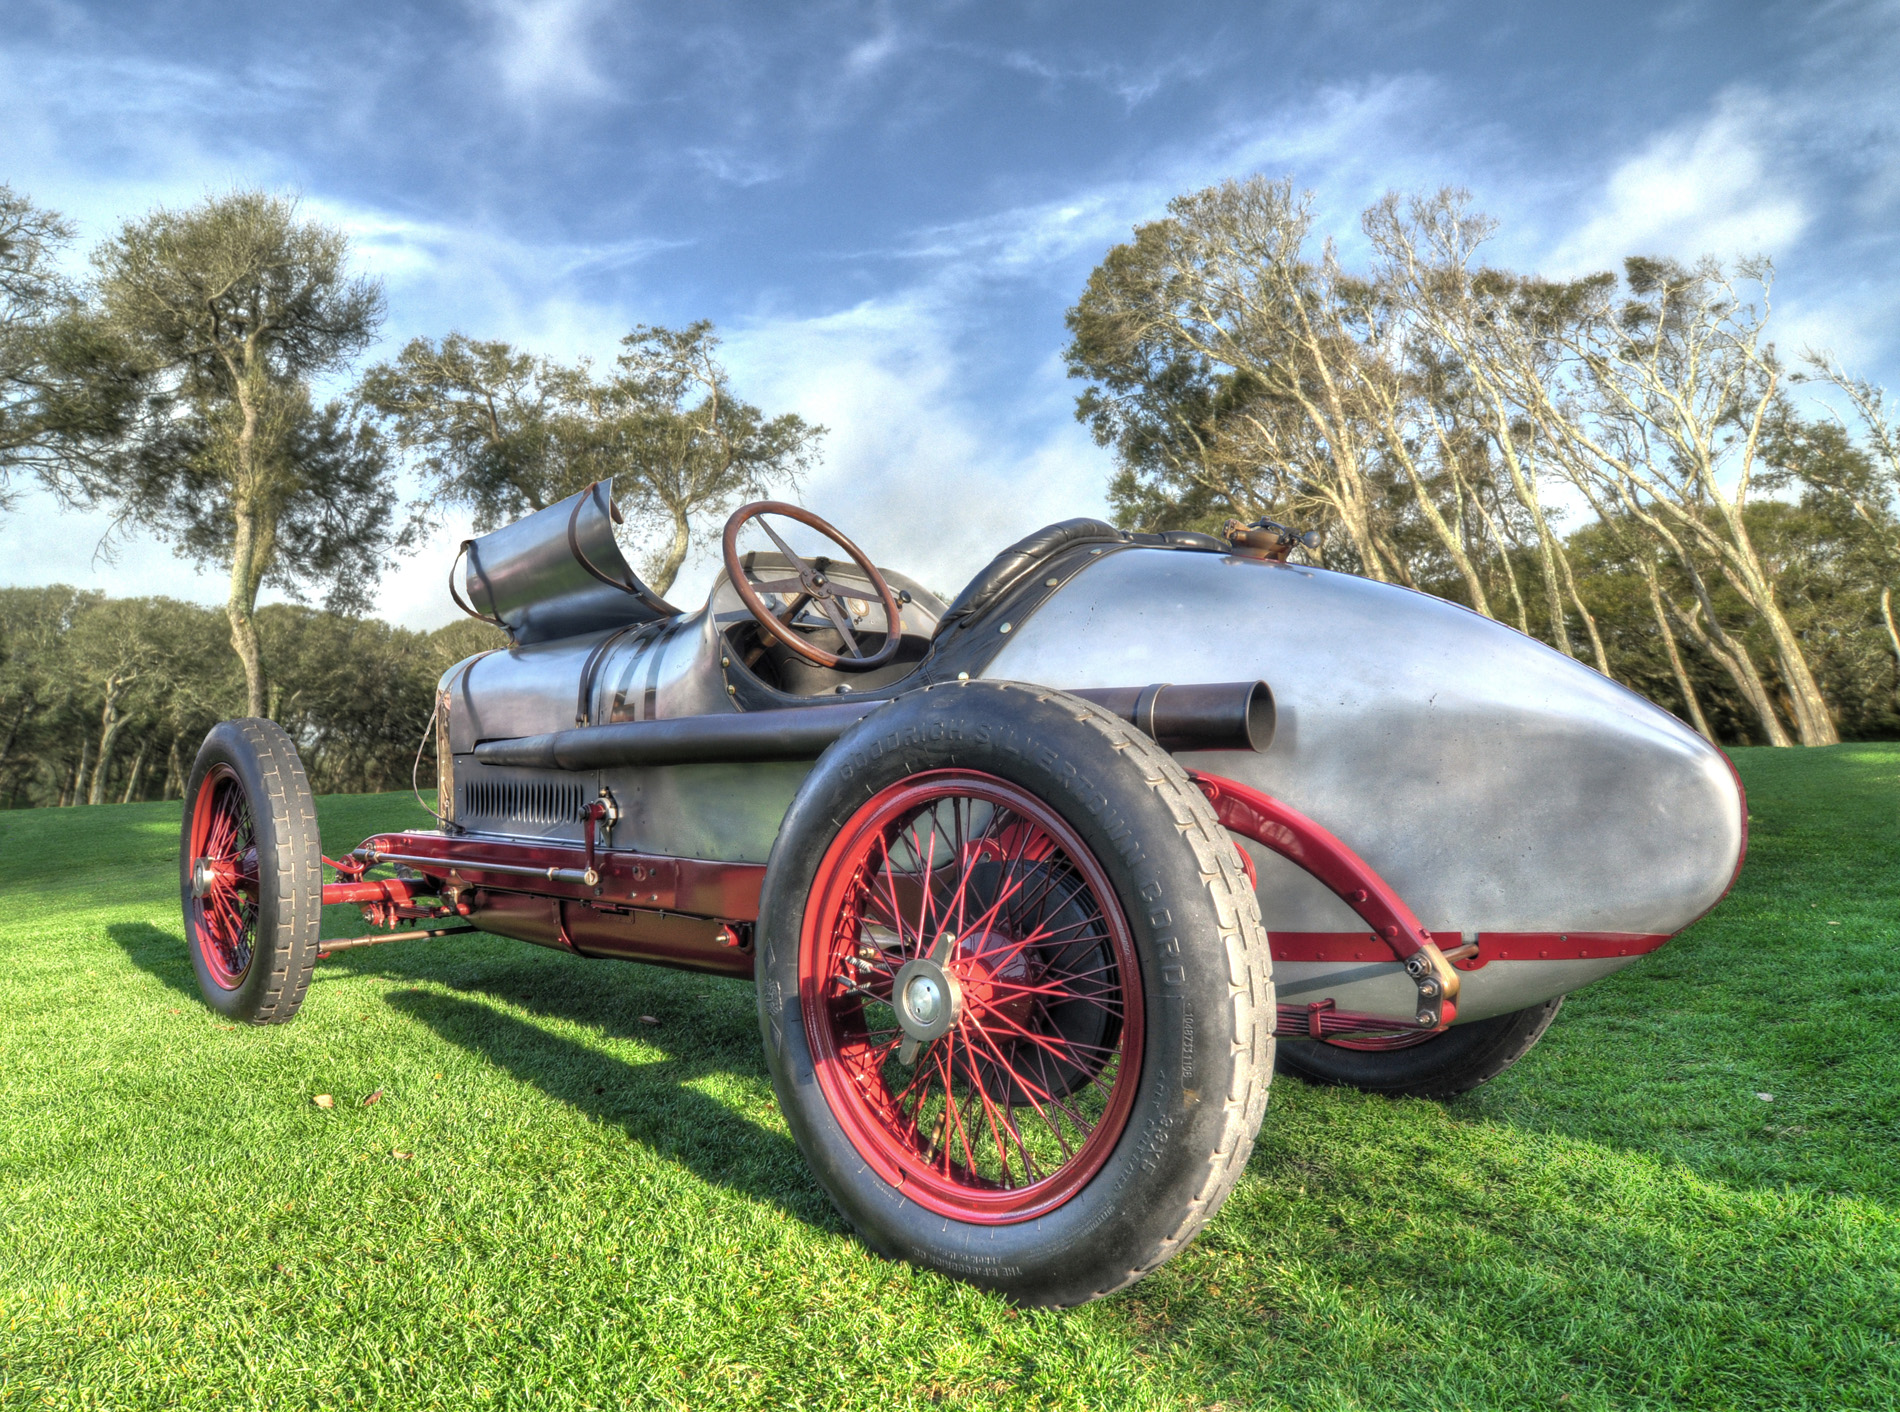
xmin=0 ymin=746 xmax=1895 ymax=1410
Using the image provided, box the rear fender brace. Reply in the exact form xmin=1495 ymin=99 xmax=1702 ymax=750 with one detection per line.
xmin=1188 ymin=771 xmax=1461 ymax=1034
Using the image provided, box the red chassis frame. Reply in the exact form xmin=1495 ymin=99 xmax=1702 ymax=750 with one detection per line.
xmin=318 ymin=771 xmax=1671 ymax=1039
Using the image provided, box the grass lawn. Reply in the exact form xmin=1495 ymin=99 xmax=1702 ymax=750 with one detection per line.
xmin=0 ymin=744 xmax=1895 ymax=1410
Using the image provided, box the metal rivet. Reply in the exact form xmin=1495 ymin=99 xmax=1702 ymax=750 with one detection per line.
xmin=727 ymin=684 xmax=737 ymax=695
xmin=1044 ymin=577 xmax=1058 ymax=588
xmin=721 ymin=656 xmax=730 ymax=667
xmin=999 ymin=622 xmax=1012 ymax=634
xmin=1089 ymin=548 xmax=1103 ymax=555
xmin=957 ymin=672 xmax=969 ymax=681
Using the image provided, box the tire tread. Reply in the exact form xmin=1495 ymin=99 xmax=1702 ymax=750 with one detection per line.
xmin=1032 ymin=690 xmax=1274 ymax=1302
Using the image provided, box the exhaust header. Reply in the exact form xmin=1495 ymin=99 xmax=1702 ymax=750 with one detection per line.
xmin=473 ymin=679 xmax=1273 ymax=771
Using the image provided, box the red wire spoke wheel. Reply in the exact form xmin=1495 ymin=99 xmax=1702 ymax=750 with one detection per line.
xmin=800 ymin=770 xmax=1143 ymax=1223
xmin=179 ymin=719 xmax=323 ymax=1025
xmin=756 ymin=682 xmax=1275 ymax=1306
xmin=186 ymin=764 xmax=260 ymax=988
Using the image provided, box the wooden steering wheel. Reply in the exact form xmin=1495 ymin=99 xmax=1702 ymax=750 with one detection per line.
xmin=721 ymin=501 xmax=905 ymax=670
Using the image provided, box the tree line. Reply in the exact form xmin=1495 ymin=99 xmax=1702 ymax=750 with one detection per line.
xmin=1066 ymin=179 xmax=1900 ymax=746
xmin=0 ymin=589 xmax=501 ymax=808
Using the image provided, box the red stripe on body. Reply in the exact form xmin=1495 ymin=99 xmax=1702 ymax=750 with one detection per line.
xmin=1269 ymin=930 xmax=1671 ymax=967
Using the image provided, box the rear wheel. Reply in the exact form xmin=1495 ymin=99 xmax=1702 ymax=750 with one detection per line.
xmin=757 ymin=682 xmax=1274 ymax=1306
xmin=180 ymin=719 xmax=322 ymax=1024
xmin=1275 ymin=997 xmax=1564 ymax=1099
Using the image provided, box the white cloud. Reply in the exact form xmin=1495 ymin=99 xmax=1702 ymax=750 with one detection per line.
xmin=694 ymin=295 xmax=1111 ymax=607
xmin=477 ymin=0 xmax=612 ymax=107
xmin=1548 ymin=91 xmax=1811 ymax=275
xmin=844 ymin=23 xmax=902 ymax=79
xmin=0 ymin=491 xmax=219 ymax=605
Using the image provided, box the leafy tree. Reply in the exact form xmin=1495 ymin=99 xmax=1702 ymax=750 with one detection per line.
xmin=356 ymin=333 xmax=568 ymax=530
xmin=0 ymin=186 xmax=73 ymax=508
xmin=362 ymin=320 xmax=823 ymax=596
xmin=0 ymin=186 xmax=140 ymax=508
xmin=43 ymin=190 xmax=398 ymax=716
xmin=1067 ymin=176 xmax=1897 ymax=743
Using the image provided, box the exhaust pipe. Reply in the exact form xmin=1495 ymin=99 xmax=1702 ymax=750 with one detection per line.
xmin=473 ymin=679 xmax=1273 ymax=771
xmin=1063 ymin=681 xmax=1273 ymax=754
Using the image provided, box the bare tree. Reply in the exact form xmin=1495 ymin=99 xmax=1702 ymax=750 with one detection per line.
xmin=1803 ymin=354 xmax=1900 ymax=672
xmin=1366 ymin=191 xmax=1607 ymax=666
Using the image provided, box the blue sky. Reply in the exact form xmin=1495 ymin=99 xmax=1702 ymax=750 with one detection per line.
xmin=4 ymin=0 xmax=1898 ymax=625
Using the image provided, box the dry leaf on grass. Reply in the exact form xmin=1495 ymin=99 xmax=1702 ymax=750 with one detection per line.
xmin=392 ymin=1150 xmax=413 ymax=1160
xmin=639 ymin=1015 xmax=659 ymax=1025
xmin=363 ymin=1089 xmax=383 ymax=1106
xmin=312 ymin=1094 xmax=335 ymax=1109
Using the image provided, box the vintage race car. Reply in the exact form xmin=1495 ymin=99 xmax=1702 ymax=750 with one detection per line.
xmin=180 ymin=482 xmax=1746 ymax=1306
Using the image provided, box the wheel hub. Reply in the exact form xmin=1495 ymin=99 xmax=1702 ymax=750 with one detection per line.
xmin=891 ymin=954 xmax=961 ymax=1045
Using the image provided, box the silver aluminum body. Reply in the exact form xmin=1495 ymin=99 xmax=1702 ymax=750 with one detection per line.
xmin=984 ymin=549 xmax=1744 ymax=1022
xmin=441 ymin=543 xmax=1744 ymax=1023
xmin=444 ymin=557 xmax=942 ymax=860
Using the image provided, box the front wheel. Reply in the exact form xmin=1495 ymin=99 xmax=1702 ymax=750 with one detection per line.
xmin=180 ymin=719 xmax=323 ymax=1024
xmin=756 ymin=682 xmax=1274 ymax=1306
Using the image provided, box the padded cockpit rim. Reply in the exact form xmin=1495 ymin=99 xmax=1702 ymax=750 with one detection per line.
xmin=934 ymin=516 xmax=1127 ymax=634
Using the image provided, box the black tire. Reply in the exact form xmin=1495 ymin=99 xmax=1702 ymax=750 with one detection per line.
xmin=180 ymin=718 xmax=323 ymax=1025
xmin=755 ymin=680 xmax=1274 ymax=1307
xmin=1275 ymin=997 xmax=1564 ymax=1099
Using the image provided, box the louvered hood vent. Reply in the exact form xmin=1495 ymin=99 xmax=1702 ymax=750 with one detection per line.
xmin=460 ymin=776 xmax=585 ymax=827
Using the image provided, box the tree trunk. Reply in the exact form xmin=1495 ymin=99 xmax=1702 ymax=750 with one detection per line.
xmin=1710 ymin=513 xmax=1839 ymax=744
xmin=1641 ymin=560 xmax=1712 ymax=739
xmin=1383 ymin=425 xmax=1491 ymax=615
xmin=1666 ymin=588 xmax=1791 ymax=747
xmin=1553 ymin=539 xmax=1612 ymax=677
xmin=224 ymin=368 xmax=271 ymax=718
xmin=1471 ymin=492 xmax=1529 ymax=633
xmin=227 ymin=507 xmax=268 ymax=718
xmin=0 ymin=702 xmax=29 ymax=770
xmin=648 ymin=507 xmax=693 ymax=597
xmin=68 ymin=738 xmax=90 ymax=807
xmin=1762 ymin=609 xmax=1839 ymax=746
xmin=120 ymin=739 xmax=148 ymax=804
xmin=1487 ymin=416 xmax=1574 ymax=656
xmin=1881 ymin=586 xmax=1900 ymax=711
xmin=163 ymin=733 xmax=184 ymax=801
xmin=88 ymin=678 xmax=126 ymax=806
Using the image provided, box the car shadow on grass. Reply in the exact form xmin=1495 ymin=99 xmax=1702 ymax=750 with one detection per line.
xmin=108 ymin=920 xmax=202 ymax=1000
xmin=106 ymin=921 xmax=839 ymax=1230
xmin=381 ymin=985 xmax=839 ymax=1232
xmin=316 ymin=938 xmax=840 ymax=1231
